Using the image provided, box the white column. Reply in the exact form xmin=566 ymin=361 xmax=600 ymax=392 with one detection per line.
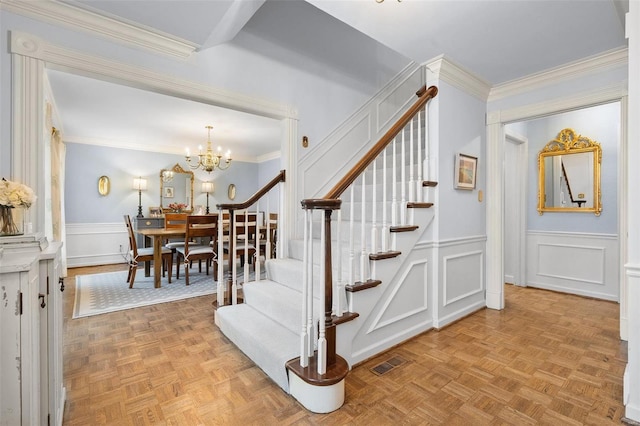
xmin=486 ymin=118 xmax=504 ymax=310
xmin=624 ymin=3 xmax=640 ymax=422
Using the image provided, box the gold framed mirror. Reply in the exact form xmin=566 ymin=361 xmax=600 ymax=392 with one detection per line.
xmin=537 ymin=128 xmax=602 ymax=216
xmin=160 ymin=163 xmax=194 ymax=213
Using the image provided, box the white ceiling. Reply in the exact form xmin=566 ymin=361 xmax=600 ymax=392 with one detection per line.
xmin=47 ymin=0 xmax=628 ymax=160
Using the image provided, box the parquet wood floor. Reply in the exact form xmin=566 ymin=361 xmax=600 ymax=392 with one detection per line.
xmin=63 ymin=264 xmax=627 ymax=425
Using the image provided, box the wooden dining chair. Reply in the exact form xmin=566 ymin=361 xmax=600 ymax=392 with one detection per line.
xmin=163 ymin=212 xmax=188 ymax=252
xmin=123 ymin=214 xmax=173 ymax=288
xmin=175 ymin=215 xmax=219 ymax=285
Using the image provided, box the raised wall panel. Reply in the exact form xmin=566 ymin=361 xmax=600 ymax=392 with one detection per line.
xmin=443 ymin=250 xmax=484 ymax=306
xmin=527 ymin=231 xmax=619 ymax=301
xmin=65 ymin=223 xmax=128 ymax=267
xmin=436 ymin=237 xmax=487 ymax=328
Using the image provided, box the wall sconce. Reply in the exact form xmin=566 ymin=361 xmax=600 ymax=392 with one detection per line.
xmin=132 ymin=177 xmax=147 ymax=218
xmin=201 ymin=181 xmax=214 ymax=214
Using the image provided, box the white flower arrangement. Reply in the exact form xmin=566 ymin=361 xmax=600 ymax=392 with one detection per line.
xmin=0 ymin=178 xmax=36 ymax=208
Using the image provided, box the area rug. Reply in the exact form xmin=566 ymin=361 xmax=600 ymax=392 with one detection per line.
xmin=73 ymin=270 xmax=217 ymax=318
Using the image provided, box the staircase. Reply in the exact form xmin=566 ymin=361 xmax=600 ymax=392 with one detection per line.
xmin=215 ymin=85 xmax=438 ymax=413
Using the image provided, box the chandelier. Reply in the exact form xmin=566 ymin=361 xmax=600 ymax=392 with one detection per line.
xmin=185 ymin=125 xmax=232 ymax=173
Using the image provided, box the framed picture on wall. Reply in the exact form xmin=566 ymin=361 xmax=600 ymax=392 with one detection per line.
xmin=455 ymin=153 xmax=477 ymax=190
xmin=164 ymin=186 xmax=174 ymax=198
xmin=149 ymin=207 xmax=162 ymax=217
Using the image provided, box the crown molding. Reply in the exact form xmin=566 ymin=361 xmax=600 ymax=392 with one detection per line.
xmin=489 ymin=47 xmax=628 ymax=102
xmin=10 ymin=31 xmax=296 ymax=120
xmin=489 ymin=81 xmax=627 ymax=125
xmin=424 ymin=55 xmax=492 ymax=101
xmin=0 ymin=0 xmax=198 ymax=59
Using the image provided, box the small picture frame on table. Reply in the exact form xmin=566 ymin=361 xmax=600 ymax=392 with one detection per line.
xmin=149 ymin=207 xmax=162 ymax=217
xmin=455 ymin=153 xmax=477 ymax=190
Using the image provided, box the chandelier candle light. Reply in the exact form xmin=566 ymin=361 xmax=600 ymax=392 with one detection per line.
xmin=0 ymin=178 xmax=36 ymax=236
xmin=185 ymin=125 xmax=232 ymax=173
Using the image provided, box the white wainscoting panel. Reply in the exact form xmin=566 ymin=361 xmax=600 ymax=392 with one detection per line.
xmin=527 ymin=231 xmax=619 ymax=301
xmin=66 ymin=223 xmax=129 ymax=268
xmin=436 ymin=236 xmax=487 ymax=328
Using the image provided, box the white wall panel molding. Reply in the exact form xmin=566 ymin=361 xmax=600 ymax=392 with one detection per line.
xmin=65 ymin=223 xmax=128 ymax=267
xmin=1 ymin=0 xmax=198 ymax=59
xmin=433 ymin=235 xmax=487 ymax=249
xmin=424 ymin=55 xmax=491 ymax=101
xmin=9 ymin=31 xmax=295 ymax=122
xmin=527 ymin=231 xmax=619 ymax=301
xmin=489 ymin=47 xmax=628 ymax=102
xmin=298 ymin=63 xmax=421 ymax=202
xmin=442 ymin=250 xmax=484 ymax=306
xmin=537 ymin=243 xmax=606 ymax=285
xmin=368 ymin=259 xmax=429 ymax=332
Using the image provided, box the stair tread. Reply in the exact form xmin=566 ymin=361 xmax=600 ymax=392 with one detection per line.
xmin=215 ymin=303 xmax=299 ymax=393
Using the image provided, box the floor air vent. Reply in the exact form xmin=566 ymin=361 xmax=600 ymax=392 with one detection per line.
xmin=370 ymin=355 xmax=407 ymax=376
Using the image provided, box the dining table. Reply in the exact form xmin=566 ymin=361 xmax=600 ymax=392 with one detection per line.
xmin=134 ymin=227 xmax=185 ymax=288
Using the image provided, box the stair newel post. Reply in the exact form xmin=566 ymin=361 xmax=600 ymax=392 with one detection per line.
xmin=217 ymin=207 xmax=225 ymax=307
xmin=400 ymin=128 xmax=407 ymax=226
xmin=381 ymin=146 xmax=389 ymax=252
xmin=322 ymin=207 xmax=338 ymax=372
xmin=300 ymin=208 xmax=310 ymax=367
xmin=360 ymin=173 xmax=367 ymax=282
xmin=417 ymin=110 xmax=423 ymax=203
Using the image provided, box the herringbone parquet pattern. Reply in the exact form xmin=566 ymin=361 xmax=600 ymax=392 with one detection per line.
xmin=63 ymin=264 xmax=627 ymax=425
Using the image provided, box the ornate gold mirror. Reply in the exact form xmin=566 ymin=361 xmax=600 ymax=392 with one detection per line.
xmin=538 ymin=128 xmax=602 ymax=216
xmin=160 ymin=163 xmax=194 ymax=213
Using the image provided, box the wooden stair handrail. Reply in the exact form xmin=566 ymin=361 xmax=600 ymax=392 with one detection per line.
xmin=321 ymin=85 xmax=438 ymax=201
xmin=217 ymin=169 xmax=285 ymax=211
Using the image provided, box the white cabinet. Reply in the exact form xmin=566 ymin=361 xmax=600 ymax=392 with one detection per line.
xmin=40 ymin=242 xmax=65 ymax=426
xmin=0 ymin=237 xmax=64 ymax=426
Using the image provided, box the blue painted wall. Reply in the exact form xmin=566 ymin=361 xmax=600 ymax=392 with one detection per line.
xmin=65 ymin=143 xmax=270 ymax=223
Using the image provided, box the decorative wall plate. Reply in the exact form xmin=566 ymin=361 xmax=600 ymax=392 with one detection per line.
xmin=228 ymin=184 xmax=236 ymax=200
xmin=98 ymin=175 xmax=110 ymax=195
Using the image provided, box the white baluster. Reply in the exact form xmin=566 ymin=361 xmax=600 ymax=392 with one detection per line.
xmin=348 ymin=186 xmax=355 ymax=299
xmin=335 ymin=208 xmax=344 ymax=317
xmin=417 ymin=111 xmax=423 ymax=203
xmin=306 ymin=211 xmax=314 ymax=357
xmin=232 ymin=210 xmax=238 ymax=304
xmin=401 ymin=128 xmax=407 ymax=225
xmin=424 ymin=105 xmax=430 ymax=199
xmin=409 ymin=117 xmax=415 ymax=204
xmin=243 ymin=209 xmax=250 ymax=282
xmin=265 ymin=197 xmax=271 ymax=261
xmin=360 ymin=173 xmax=367 ymax=282
xmin=371 ymin=158 xmax=378 ymax=255
xmin=254 ymin=204 xmax=261 ymax=281
xmin=217 ymin=207 xmax=225 ymax=307
xmin=300 ymin=208 xmax=310 ymax=367
xmin=381 ymin=146 xmax=388 ymax=252
xmin=391 ymin=137 xmax=398 ymax=227
xmin=317 ymin=211 xmax=327 ymax=375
